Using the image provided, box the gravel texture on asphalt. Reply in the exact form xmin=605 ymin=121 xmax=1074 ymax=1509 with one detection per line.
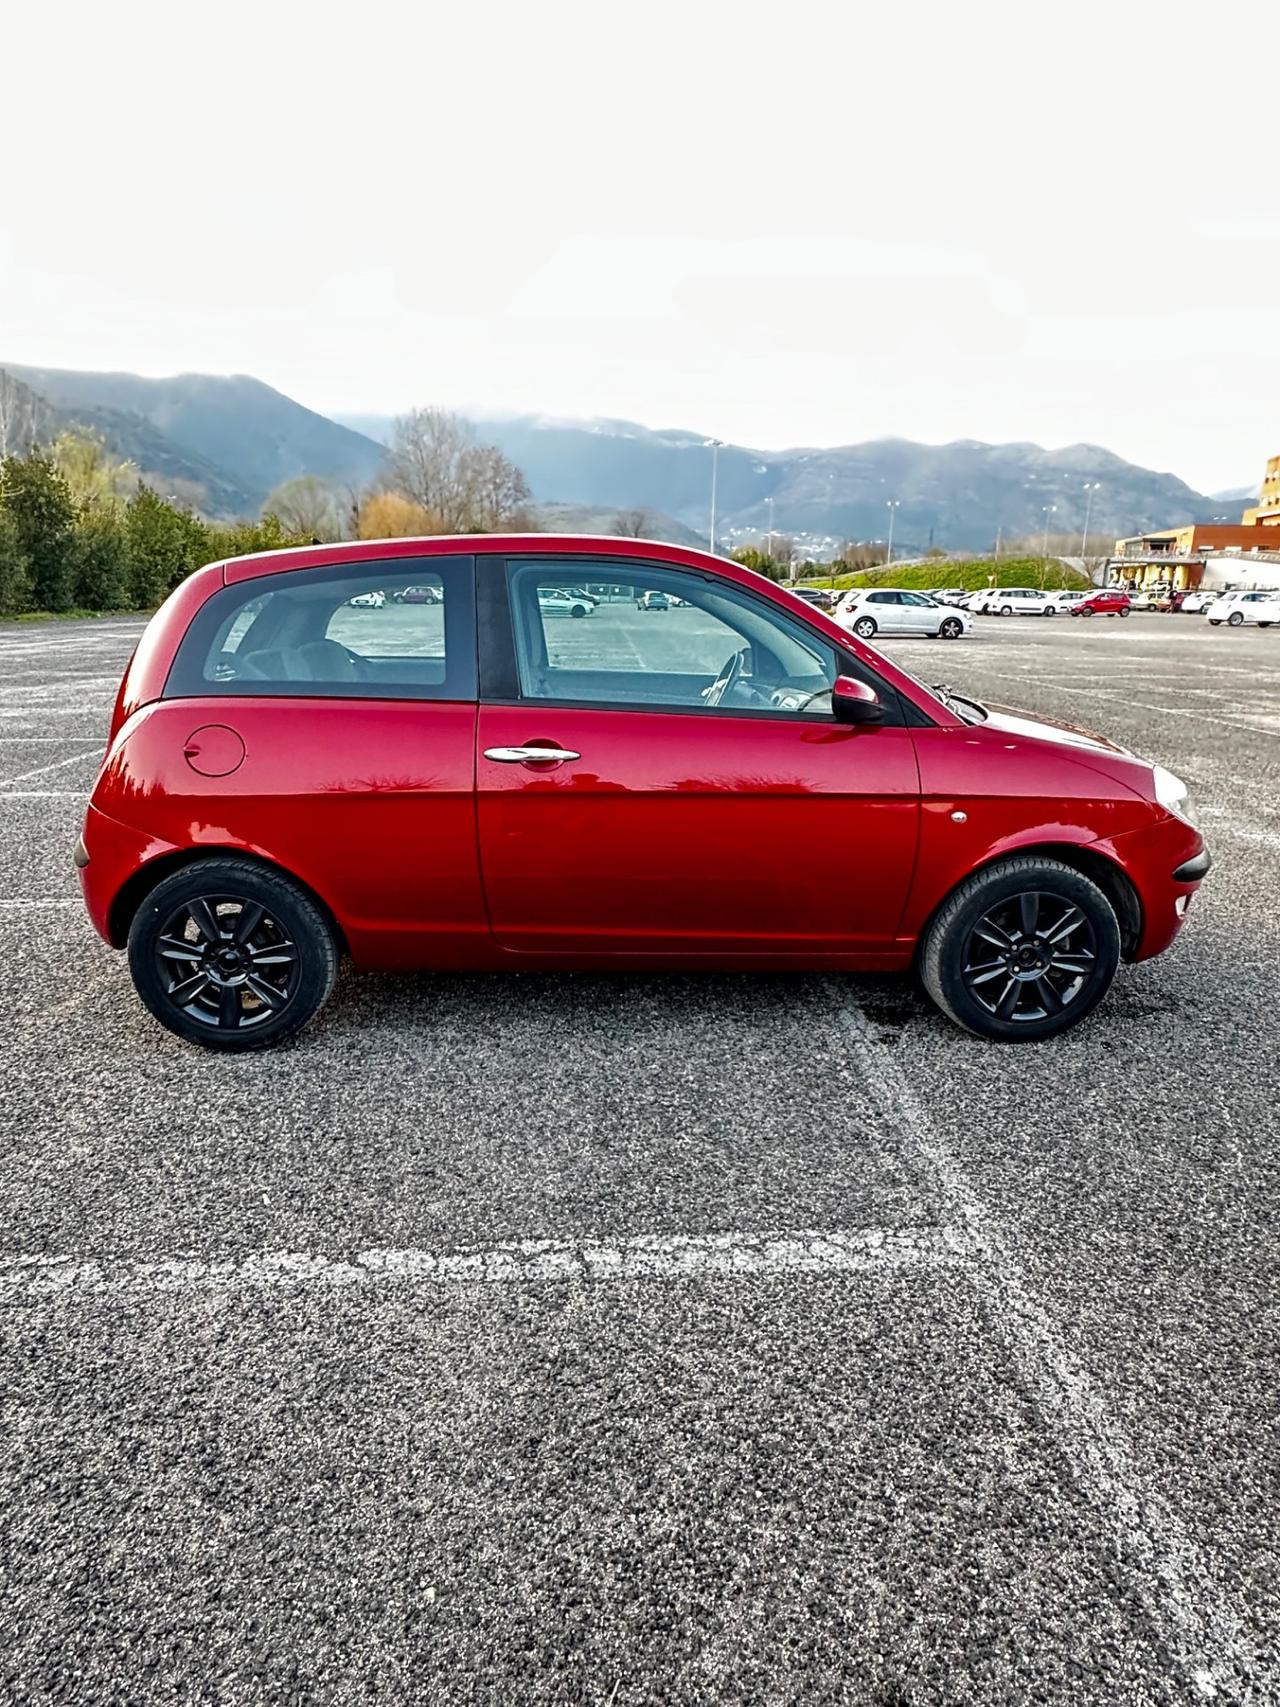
xmin=0 ymin=610 xmax=1277 ymax=1706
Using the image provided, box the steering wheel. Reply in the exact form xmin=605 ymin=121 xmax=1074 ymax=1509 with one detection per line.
xmin=704 ymin=647 xmax=749 ymax=708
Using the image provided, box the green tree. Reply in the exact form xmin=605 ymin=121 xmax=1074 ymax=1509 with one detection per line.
xmin=126 ymin=485 xmax=201 ymax=608
xmin=52 ymin=429 xmax=138 ymax=509
xmin=0 ymin=509 xmax=31 ymax=616
xmin=71 ymin=507 xmax=131 ymax=609
xmin=0 ymin=451 xmax=77 ymax=611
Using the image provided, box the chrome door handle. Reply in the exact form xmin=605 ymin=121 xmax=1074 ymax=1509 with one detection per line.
xmin=483 ymin=745 xmax=581 ymax=764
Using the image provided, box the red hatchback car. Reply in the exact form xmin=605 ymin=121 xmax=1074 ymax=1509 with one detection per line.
xmin=78 ymin=536 xmax=1208 ymax=1049
xmin=1070 ymin=589 xmax=1132 ymax=617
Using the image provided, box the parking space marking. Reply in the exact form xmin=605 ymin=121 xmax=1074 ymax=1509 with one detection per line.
xmin=0 ymin=899 xmax=80 ymax=910
xmin=0 ymin=1225 xmax=970 ymax=1300
xmin=832 ymin=992 xmax=1268 ymax=1704
xmin=0 ymin=750 xmax=101 ymax=788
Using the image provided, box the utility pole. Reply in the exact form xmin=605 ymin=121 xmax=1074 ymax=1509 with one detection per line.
xmin=1080 ymin=482 xmax=1101 ymax=559
xmin=704 ymin=440 xmax=723 ymax=554
xmin=886 ymin=500 xmax=900 ymax=565
xmin=765 ymin=495 xmax=775 ymax=559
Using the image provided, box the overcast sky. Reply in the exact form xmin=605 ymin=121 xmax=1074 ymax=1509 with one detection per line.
xmin=1 ymin=0 xmax=1271 ymax=493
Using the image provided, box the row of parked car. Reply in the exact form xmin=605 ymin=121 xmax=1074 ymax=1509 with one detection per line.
xmin=814 ymin=582 xmax=1280 ymax=636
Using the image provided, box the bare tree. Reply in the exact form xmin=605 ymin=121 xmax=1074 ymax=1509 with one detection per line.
xmin=386 ymin=407 xmax=531 ymax=532
xmin=838 ymin=539 xmax=889 ymax=571
xmin=460 ymin=442 xmax=533 ymax=531
xmin=613 ymin=507 xmax=653 ymax=537
xmin=0 ymin=371 xmax=54 ymax=462
xmin=262 ymin=475 xmax=343 ymax=540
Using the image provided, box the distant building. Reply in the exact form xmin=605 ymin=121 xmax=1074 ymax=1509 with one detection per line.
xmin=1110 ymin=454 xmax=1280 ymax=589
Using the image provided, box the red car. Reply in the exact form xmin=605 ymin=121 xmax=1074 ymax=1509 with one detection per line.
xmin=78 ymin=536 xmax=1208 ymax=1050
xmin=1070 ymin=589 xmax=1131 ymax=617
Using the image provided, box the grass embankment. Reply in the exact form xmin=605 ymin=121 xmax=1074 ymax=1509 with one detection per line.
xmin=1 ymin=607 xmax=144 ymax=624
xmin=806 ymin=557 xmax=1091 ymax=594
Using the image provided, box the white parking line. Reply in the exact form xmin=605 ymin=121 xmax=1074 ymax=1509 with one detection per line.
xmin=0 ymin=750 xmax=100 ymax=788
xmin=0 ymin=1225 xmax=970 ymax=1299
xmin=0 ymin=791 xmax=86 ymax=799
xmin=0 ymin=899 xmax=79 ymax=910
xmin=831 ymin=993 xmax=1269 ymax=1704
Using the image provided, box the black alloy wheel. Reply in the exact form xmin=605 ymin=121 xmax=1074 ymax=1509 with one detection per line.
xmin=128 ymin=857 xmax=338 ymax=1050
xmin=920 ymin=855 xmax=1121 ymax=1041
xmin=939 ymin=617 xmax=963 ymax=639
xmin=959 ymin=891 xmax=1097 ymax=1025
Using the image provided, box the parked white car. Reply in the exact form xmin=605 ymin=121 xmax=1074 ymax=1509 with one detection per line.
xmin=1045 ymin=589 xmax=1086 ymax=611
xmin=538 ymin=589 xmax=595 ymax=618
xmin=346 ymin=589 xmax=386 ymax=609
xmin=1205 ymin=590 xmax=1280 ymax=627
xmin=970 ymin=586 xmax=1064 ymax=616
xmin=834 ymin=588 xmax=972 ymax=639
xmin=1180 ymin=590 xmax=1215 ymax=614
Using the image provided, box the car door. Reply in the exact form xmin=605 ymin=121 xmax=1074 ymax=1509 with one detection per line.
xmin=166 ymin=552 xmax=486 ymax=969
xmin=474 ymin=555 xmax=922 ymax=958
xmin=899 ymin=592 xmax=939 ymax=632
xmin=865 ymin=590 xmax=907 ymax=632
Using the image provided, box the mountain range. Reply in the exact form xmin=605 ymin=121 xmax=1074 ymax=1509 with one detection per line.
xmin=0 ymin=362 xmax=1251 ymax=553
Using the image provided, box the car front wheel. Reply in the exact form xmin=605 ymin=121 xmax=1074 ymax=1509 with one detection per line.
xmin=1228 ymin=611 xmax=1244 ymax=626
xmin=938 ymin=617 xmax=963 ymax=639
xmin=127 ymin=857 xmax=339 ymax=1051
xmin=853 ymin=616 xmax=878 ymax=638
xmin=919 ymin=856 xmax=1121 ymax=1041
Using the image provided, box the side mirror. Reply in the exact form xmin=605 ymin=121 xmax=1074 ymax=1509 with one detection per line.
xmin=832 ymin=675 xmax=884 ymax=726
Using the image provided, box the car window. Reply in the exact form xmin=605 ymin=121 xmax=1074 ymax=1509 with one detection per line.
xmin=165 ymin=556 xmax=475 ymax=702
xmin=867 ymin=591 xmax=897 ymax=605
xmin=506 ymin=560 xmax=844 ymax=718
xmin=901 ymin=593 xmax=933 ymax=607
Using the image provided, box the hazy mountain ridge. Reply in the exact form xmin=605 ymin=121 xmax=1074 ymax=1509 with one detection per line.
xmin=1 ymin=364 xmax=1236 ymax=549
xmin=4 ymin=365 xmax=385 ymax=514
xmin=343 ymin=410 xmax=1225 ymax=550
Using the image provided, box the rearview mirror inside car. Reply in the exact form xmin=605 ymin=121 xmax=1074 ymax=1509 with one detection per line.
xmin=832 ymin=675 xmax=884 ymax=725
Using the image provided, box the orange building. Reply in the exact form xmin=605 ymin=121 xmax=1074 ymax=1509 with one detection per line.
xmin=1111 ymin=453 xmax=1280 ymax=587
xmin=1241 ymin=454 xmax=1280 ymax=527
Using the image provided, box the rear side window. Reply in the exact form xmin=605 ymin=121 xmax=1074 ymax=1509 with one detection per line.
xmin=165 ymin=557 xmax=475 ymax=701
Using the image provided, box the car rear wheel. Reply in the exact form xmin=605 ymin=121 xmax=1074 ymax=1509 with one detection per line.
xmin=920 ymin=856 xmax=1121 ymax=1041
xmin=127 ymin=857 xmax=338 ymax=1051
xmin=1228 ymin=611 xmax=1244 ymax=626
xmin=938 ymin=617 xmax=963 ymax=639
xmin=1042 ymin=606 xmax=1055 ymax=616
xmin=853 ymin=616 xmax=878 ymax=638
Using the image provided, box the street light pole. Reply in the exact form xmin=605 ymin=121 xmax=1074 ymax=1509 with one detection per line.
xmin=765 ymin=495 xmax=775 ymax=559
xmin=1081 ymin=483 xmax=1100 ymax=559
xmin=1041 ymin=505 xmax=1057 ymax=587
xmin=886 ymin=500 xmax=900 ymax=565
xmin=704 ymin=439 xmax=723 ymax=554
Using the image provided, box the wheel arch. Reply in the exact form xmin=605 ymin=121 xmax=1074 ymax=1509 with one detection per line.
xmin=914 ymin=840 xmax=1144 ymax=965
xmin=107 ymin=846 xmax=348 ymax=956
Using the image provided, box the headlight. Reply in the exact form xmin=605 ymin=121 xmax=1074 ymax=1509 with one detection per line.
xmin=1152 ymin=764 xmax=1195 ymax=823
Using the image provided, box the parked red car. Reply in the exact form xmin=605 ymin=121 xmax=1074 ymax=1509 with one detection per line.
xmin=78 ymin=536 xmax=1208 ymax=1050
xmin=1070 ymin=589 xmax=1132 ymax=617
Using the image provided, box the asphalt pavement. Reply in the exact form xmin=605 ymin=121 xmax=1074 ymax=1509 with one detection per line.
xmin=0 ymin=611 xmax=1277 ymax=1706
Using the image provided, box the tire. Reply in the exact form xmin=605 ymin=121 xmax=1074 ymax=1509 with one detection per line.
xmin=1260 ymin=623 xmax=1272 ymax=628
xmin=939 ymin=617 xmax=963 ymax=639
xmin=919 ymin=856 xmax=1121 ymax=1042
xmin=570 ymin=605 xmax=587 ymax=618
xmin=1080 ymin=606 xmax=1095 ymax=617
xmin=127 ymin=857 xmax=339 ymax=1052
xmin=999 ymin=604 xmax=1014 ymax=617
xmin=1042 ymin=606 xmax=1055 ymax=616
xmin=1118 ymin=606 xmax=1130 ymax=618
xmin=1228 ymin=612 xmax=1244 ymax=627
xmin=853 ymin=615 xmax=878 ymax=639
xmin=1209 ymin=620 xmax=1221 ymax=625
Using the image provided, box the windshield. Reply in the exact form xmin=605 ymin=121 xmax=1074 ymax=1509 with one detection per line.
xmin=870 ymin=651 xmax=987 ymax=723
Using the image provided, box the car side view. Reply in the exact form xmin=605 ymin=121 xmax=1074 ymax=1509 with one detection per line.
xmin=78 ymin=535 xmax=1209 ymax=1051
